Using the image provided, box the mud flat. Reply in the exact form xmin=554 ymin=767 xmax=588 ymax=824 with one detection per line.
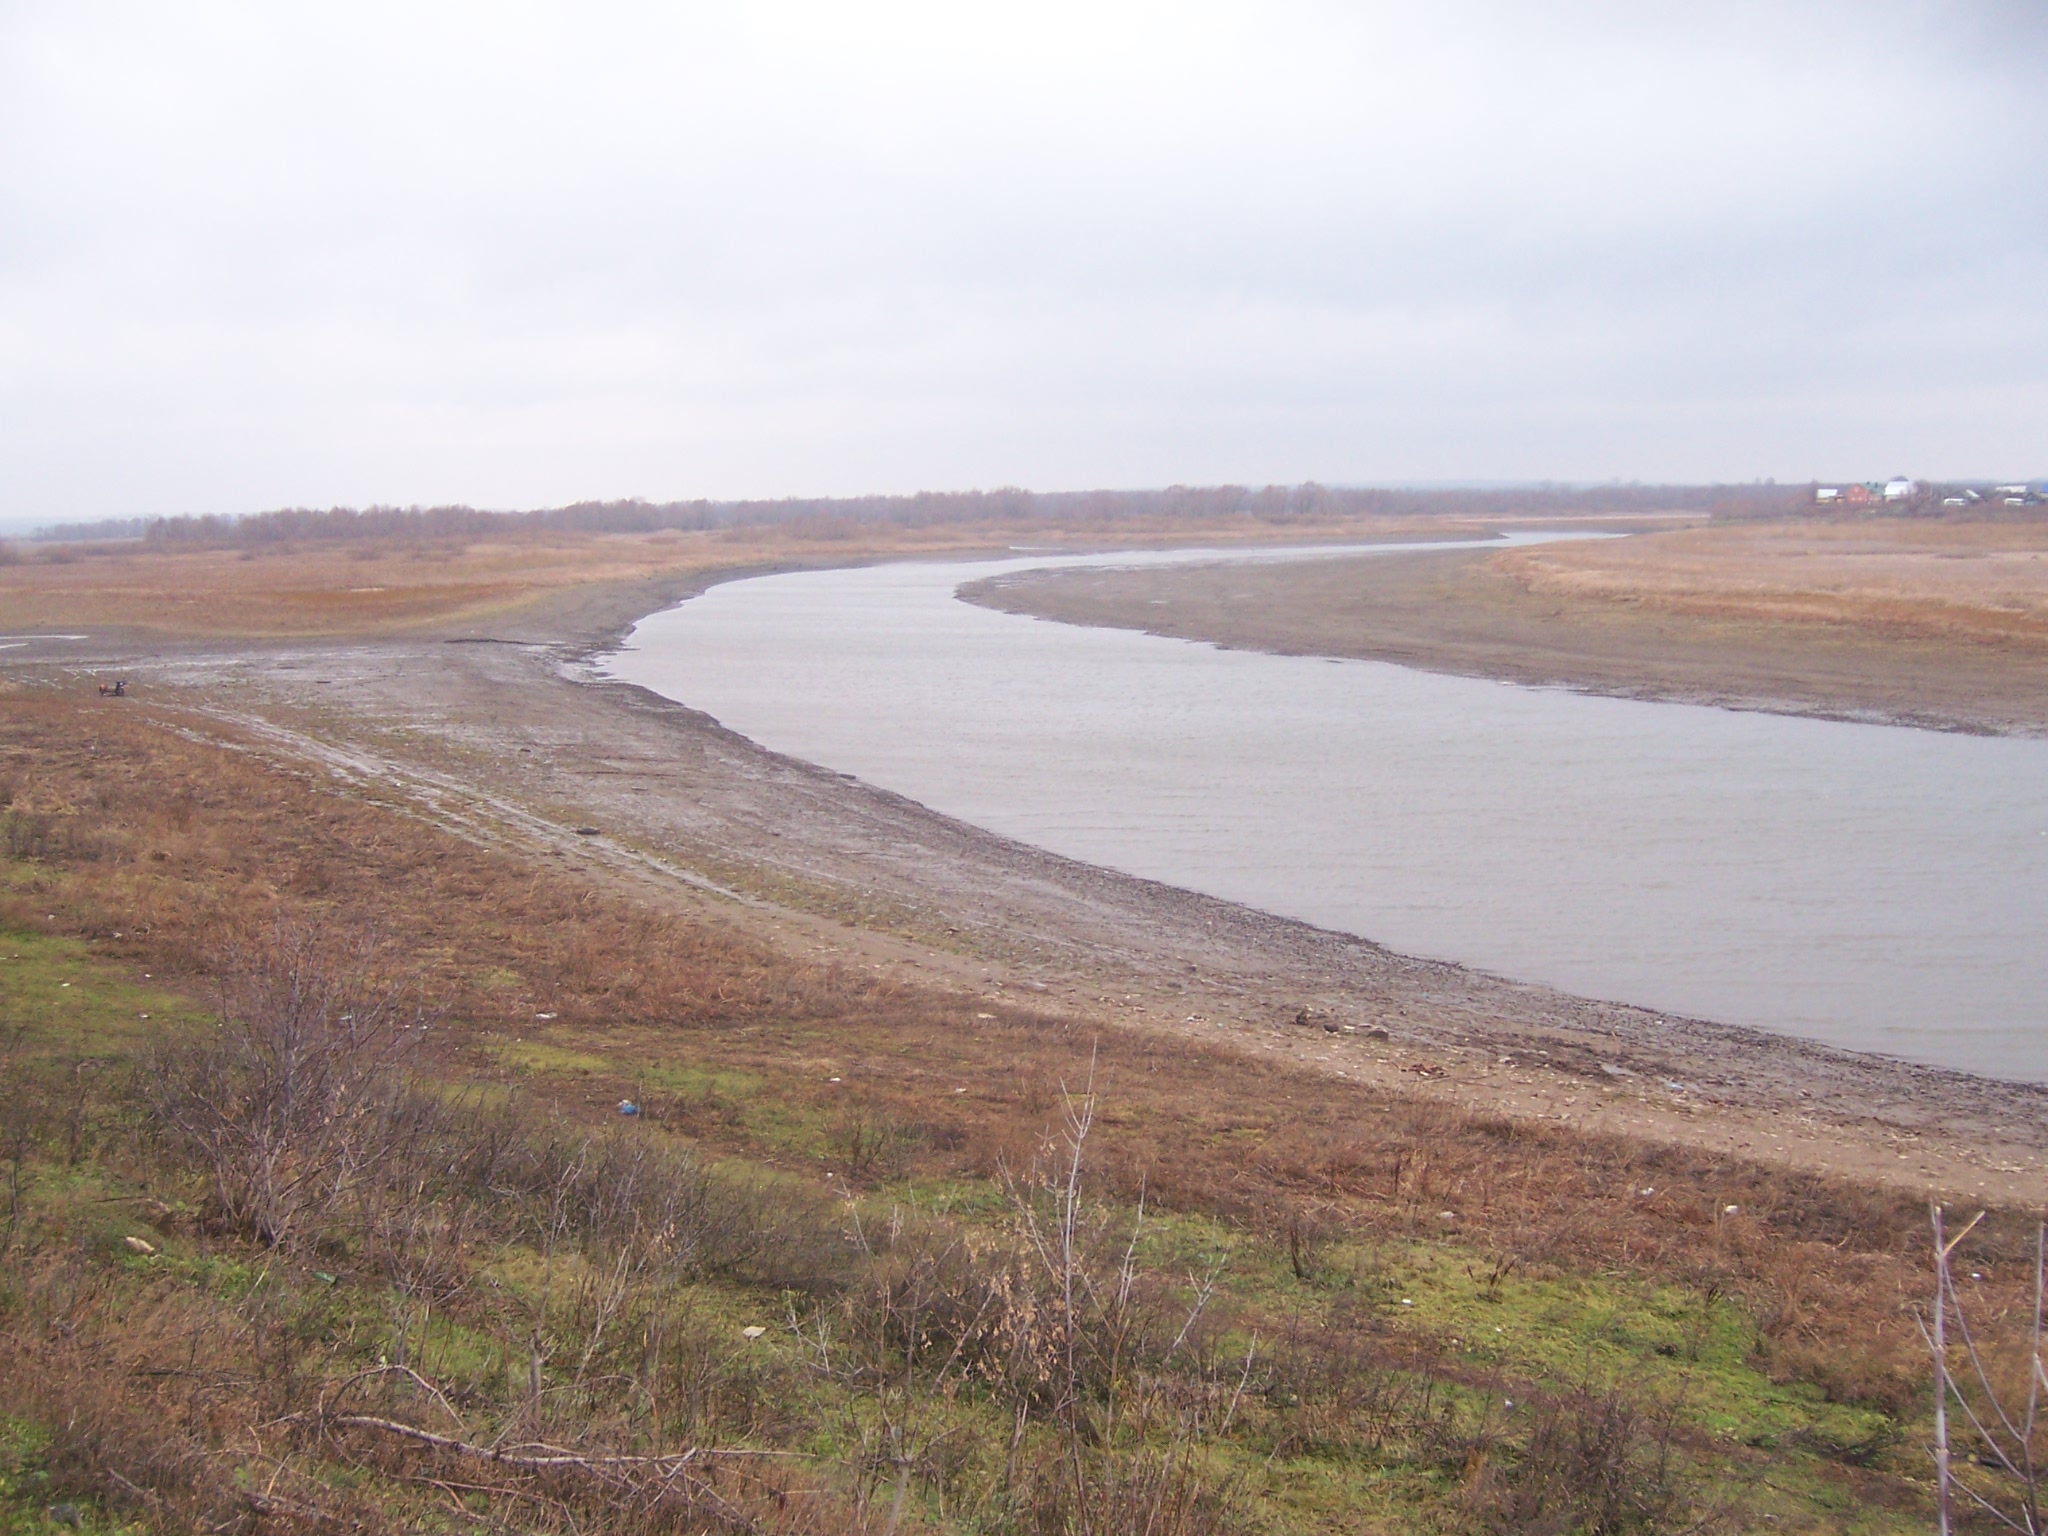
xmin=963 ymin=519 xmax=2048 ymax=737
xmin=8 ymin=545 xmax=2048 ymax=1209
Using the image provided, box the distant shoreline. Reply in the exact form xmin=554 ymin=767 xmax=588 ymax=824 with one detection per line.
xmin=960 ymin=537 xmax=2048 ymax=739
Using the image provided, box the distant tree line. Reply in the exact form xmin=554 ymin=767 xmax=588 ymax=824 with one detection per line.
xmin=29 ymin=481 xmax=1812 ymax=548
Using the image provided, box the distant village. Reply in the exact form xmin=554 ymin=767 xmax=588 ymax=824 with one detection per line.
xmin=1813 ymin=478 xmax=2046 ymax=509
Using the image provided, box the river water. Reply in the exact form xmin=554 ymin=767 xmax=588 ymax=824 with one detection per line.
xmin=607 ymin=540 xmax=2048 ymax=1083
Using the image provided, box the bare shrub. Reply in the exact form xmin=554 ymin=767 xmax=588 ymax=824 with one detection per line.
xmin=457 ymin=1122 xmax=849 ymax=1294
xmin=1459 ymin=1388 xmax=1698 ymax=1536
xmin=1011 ymin=1432 xmax=1244 ymax=1536
xmin=146 ymin=936 xmax=432 ymax=1249
xmin=999 ymin=1077 xmax=1246 ymax=1534
xmin=648 ymin=1297 xmax=807 ymax=1443
xmin=0 ymin=1037 xmax=50 ymax=1252
xmin=1277 ymin=1199 xmax=1335 ymax=1283
xmin=0 ymin=1328 xmax=282 ymax=1534
xmin=780 ymin=1072 xmax=1250 ymax=1534
xmin=1924 ymin=1205 xmax=2048 ymax=1534
xmin=1261 ymin=1316 xmax=1422 ymax=1459
xmin=829 ymin=1100 xmax=926 ymax=1186
xmin=1 ymin=809 xmax=100 ymax=862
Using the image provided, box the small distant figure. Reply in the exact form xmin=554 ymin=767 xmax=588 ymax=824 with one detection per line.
xmin=617 ymin=1099 xmax=640 ymax=1117
xmin=97 ymin=679 xmax=126 ymax=697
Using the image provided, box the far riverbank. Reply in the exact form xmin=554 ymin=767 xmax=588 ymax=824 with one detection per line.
xmin=961 ymin=529 xmax=2048 ymax=737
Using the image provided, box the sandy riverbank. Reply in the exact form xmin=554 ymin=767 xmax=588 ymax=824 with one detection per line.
xmin=8 ymin=539 xmax=2048 ymax=1208
xmin=964 ymin=519 xmax=2048 ymax=736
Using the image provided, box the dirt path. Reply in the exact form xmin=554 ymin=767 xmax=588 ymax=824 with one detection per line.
xmin=964 ymin=540 xmax=2048 ymax=736
xmin=9 ymin=566 xmax=2048 ymax=1208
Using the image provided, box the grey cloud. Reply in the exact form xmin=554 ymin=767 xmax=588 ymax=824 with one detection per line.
xmin=2 ymin=0 xmax=2043 ymax=523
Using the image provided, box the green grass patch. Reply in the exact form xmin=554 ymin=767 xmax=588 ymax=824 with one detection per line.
xmin=0 ymin=930 xmax=207 ymax=1062
xmin=0 ymin=1416 xmax=131 ymax=1535
xmin=495 ymin=1038 xmax=611 ymax=1076
xmin=635 ymin=1061 xmax=764 ymax=1102
xmin=1370 ymin=1244 xmax=1894 ymax=1455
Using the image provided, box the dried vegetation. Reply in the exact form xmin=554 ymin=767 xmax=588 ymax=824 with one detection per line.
xmin=1496 ymin=520 xmax=2048 ymax=649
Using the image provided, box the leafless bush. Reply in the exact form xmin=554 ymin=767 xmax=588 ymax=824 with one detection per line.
xmin=647 ymin=1296 xmax=808 ymax=1444
xmin=1010 ymin=1431 xmax=1244 ymax=1536
xmin=0 ymin=1036 xmax=51 ymax=1253
xmin=1001 ymin=1075 xmax=1246 ymax=1534
xmin=1458 ymin=1388 xmax=1698 ymax=1536
xmin=1924 ymin=1205 xmax=2048 ymax=1534
xmin=146 ymin=939 xmax=432 ymax=1249
xmin=0 ymin=1330 xmax=272 ymax=1534
xmin=1260 ymin=1317 xmax=1422 ymax=1459
xmin=1 ymin=809 xmax=103 ymax=862
xmin=779 ymin=1070 xmax=1249 ymax=1533
xmin=829 ymin=1100 xmax=927 ymax=1186
xmin=1278 ymin=1199 xmax=1335 ymax=1283
xmin=455 ymin=1123 xmax=849 ymax=1295
xmin=138 ymin=932 xmax=848 ymax=1325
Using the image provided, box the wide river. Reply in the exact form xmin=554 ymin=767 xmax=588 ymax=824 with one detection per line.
xmin=608 ymin=539 xmax=2048 ymax=1083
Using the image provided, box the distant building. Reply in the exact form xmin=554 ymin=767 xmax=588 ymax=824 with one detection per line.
xmin=1845 ymin=484 xmax=1874 ymax=506
xmin=1994 ymin=484 xmax=2029 ymax=497
xmin=1883 ymin=478 xmax=1915 ymax=502
xmin=1943 ymin=496 xmax=1968 ymax=506
xmin=1814 ymin=486 xmax=1842 ymax=503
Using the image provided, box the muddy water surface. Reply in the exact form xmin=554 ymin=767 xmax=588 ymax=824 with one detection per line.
xmin=609 ymin=542 xmax=2048 ymax=1082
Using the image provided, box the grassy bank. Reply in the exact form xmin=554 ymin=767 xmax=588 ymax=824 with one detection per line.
xmin=0 ymin=510 xmax=1520 ymax=642
xmin=964 ymin=520 xmax=2048 ymax=741
xmin=0 ymin=687 xmax=2027 ymax=1530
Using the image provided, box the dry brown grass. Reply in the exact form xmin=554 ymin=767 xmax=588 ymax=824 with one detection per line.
xmin=1496 ymin=517 xmax=2048 ymax=649
xmin=0 ymin=513 xmax=1511 ymax=640
xmin=0 ymin=527 xmax=814 ymax=637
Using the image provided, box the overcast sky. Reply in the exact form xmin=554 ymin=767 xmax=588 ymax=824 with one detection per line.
xmin=3 ymin=2 xmax=2044 ymax=524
